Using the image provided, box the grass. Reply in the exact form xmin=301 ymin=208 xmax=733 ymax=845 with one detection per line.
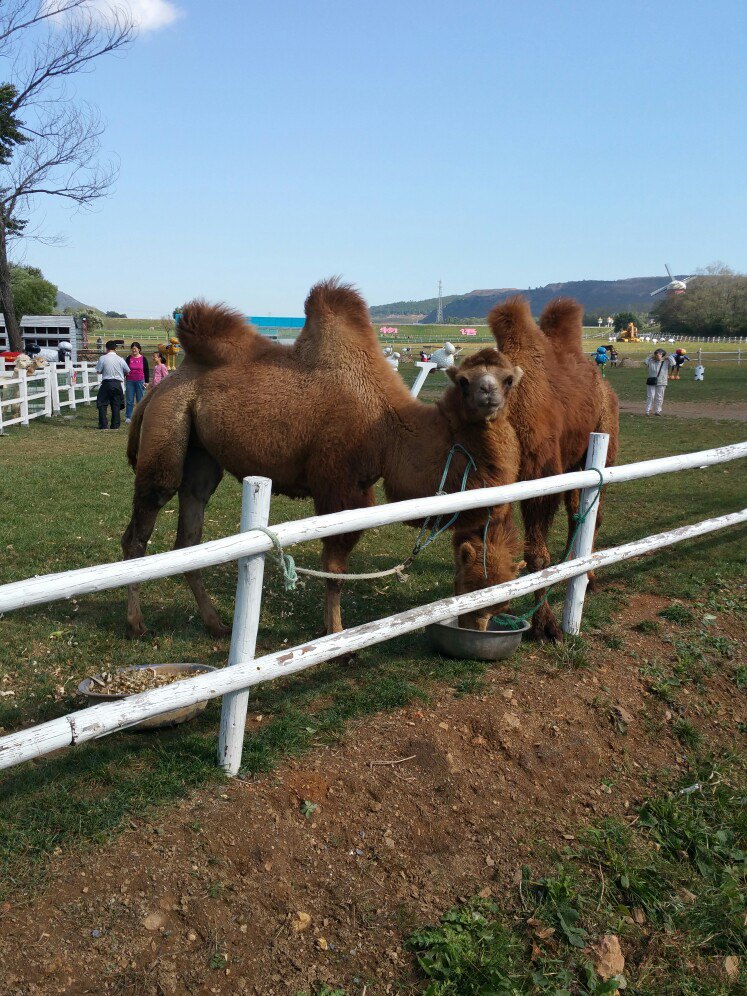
xmin=406 ymin=359 xmax=746 ymax=407
xmin=0 ymin=402 xmax=745 ymax=901
xmin=407 ymin=758 xmax=747 ymax=994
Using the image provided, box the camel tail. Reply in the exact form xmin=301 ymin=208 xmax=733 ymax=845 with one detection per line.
xmin=177 ymin=299 xmax=255 ymax=366
xmin=539 ymin=297 xmax=585 ymax=349
xmin=126 ymin=388 xmax=153 ymax=470
xmin=297 ymin=277 xmax=377 ymax=357
xmin=597 ymin=382 xmax=620 ymax=466
xmin=487 ymin=296 xmax=535 ymax=357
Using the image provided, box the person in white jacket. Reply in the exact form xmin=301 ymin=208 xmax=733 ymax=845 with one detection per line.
xmin=644 ymin=349 xmax=676 ymax=416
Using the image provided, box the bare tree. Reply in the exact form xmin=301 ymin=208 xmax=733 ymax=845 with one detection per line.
xmin=0 ymin=1 xmax=135 ymax=350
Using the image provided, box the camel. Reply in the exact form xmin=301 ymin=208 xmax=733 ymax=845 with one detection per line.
xmin=487 ymin=296 xmax=619 ymax=641
xmin=122 ymin=280 xmax=524 ymax=638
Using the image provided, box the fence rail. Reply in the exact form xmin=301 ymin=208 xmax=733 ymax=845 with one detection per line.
xmin=0 ymin=438 xmax=745 ymax=775
xmin=0 ymin=361 xmax=100 ymax=431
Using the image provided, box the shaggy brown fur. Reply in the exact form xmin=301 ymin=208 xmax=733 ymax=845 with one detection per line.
xmin=122 ymin=280 xmax=524 ymax=638
xmin=488 ymin=295 xmax=619 ymax=640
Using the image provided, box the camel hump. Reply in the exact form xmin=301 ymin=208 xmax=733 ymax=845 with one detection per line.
xmin=295 ymin=278 xmax=377 ymax=362
xmin=539 ymin=297 xmax=584 ymax=348
xmin=177 ymin=299 xmax=254 ymax=366
xmin=487 ymin=296 xmax=535 ymax=356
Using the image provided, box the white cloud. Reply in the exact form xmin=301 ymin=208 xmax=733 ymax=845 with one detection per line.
xmin=112 ymin=0 xmax=181 ymax=32
xmin=43 ymin=0 xmax=181 ymax=33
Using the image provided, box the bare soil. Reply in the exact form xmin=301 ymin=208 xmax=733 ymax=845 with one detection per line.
xmin=618 ymin=399 xmax=747 ymax=420
xmin=1 ymin=593 xmax=745 ymax=995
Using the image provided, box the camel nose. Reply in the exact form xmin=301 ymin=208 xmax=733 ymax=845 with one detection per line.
xmin=476 ymin=375 xmax=501 ymax=411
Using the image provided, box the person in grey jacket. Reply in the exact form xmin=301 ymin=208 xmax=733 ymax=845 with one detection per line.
xmin=644 ymin=348 xmax=676 ymax=416
xmin=95 ymin=341 xmax=130 ymax=429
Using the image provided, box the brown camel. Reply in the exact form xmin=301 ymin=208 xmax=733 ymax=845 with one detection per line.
xmin=487 ymin=296 xmax=619 ymax=641
xmin=122 ymin=280 xmax=524 ymax=638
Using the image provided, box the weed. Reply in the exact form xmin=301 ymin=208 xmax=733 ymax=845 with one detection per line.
xmin=604 ymin=635 xmax=623 ymax=650
xmin=209 ymin=950 xmax=227 ymax=971
xmin=633 ymin=619 xmax=660 ymax=635
xmin=543 ymin=635 xmax=589 ymax=670
xmin=658 ymin=603 xmax=694 ymax=624
xmin=673 ymin=718 xmax=702 ymax=750
xmin=734 ymin=668 xmax=747 ymax=691
xmin=300 ymin=800 xmax=318 ymax=819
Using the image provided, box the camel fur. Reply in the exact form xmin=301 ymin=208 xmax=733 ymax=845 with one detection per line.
xmin=122 ymin=281 xmax=524 ymax=638
xmin=488 ymin=295 xmax=619 ymax=641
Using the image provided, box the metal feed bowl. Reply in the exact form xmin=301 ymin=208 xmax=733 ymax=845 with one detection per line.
xmin=78 ymin=663 xmax=216 ymax=731
xmin=425 ymin=617 xmax=530 ymax=661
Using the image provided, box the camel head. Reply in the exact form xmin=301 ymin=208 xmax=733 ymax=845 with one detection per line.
xmin=445 ymin=348 xmax=523 ymax=423
xmin=452 ymin=521 xmax=524 ymax=631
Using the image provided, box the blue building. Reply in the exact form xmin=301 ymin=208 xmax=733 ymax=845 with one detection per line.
xmin=248 ymin=316 xmax=304 ymax=341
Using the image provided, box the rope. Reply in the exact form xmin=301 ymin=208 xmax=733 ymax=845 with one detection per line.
xmin=252 ymin=443 xmax=482 ymax=592
xmin=491 ymin=467 xmax=605 ymax=629
xmin=411 ymin=443 xmax=480 ymax=557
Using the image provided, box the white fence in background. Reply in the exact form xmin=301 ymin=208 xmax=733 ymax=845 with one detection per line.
xmin=0 ymin=361 xmax=100 ymax=432
xmin=0 ymin=439 xmax=745 ymax=776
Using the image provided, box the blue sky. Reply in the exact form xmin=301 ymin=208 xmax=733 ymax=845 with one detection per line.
xmin=13 ymin=0 xmax=747 ymax=316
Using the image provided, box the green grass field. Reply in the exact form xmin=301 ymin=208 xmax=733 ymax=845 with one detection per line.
xmin=406 ymin=359 xmax=746 ymax=406
xmin=0 ymin=392 xmax=745 ymax=990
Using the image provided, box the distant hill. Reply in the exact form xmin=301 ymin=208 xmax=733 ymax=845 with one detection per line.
xmin=369 ymin=295 xmax=461 ymax=323
xmin=372 ymin=276 xmax=687 ymax=323
xmin=55 ymin=290 xmax=101 ymax=313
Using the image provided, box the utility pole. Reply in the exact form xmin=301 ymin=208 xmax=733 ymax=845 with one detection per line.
xmin=436 ymin=280 xmax=443 ymax=324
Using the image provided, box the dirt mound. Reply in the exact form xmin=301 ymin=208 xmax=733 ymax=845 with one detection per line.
xmin=0 ymin=593 xmax=744 ymax=994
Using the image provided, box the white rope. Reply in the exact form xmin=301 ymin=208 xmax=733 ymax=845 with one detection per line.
xmin=293 ymin=562 xmax=411 ymax=582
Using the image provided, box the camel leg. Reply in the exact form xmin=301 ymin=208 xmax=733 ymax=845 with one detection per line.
xmin=521 ymin=494 xmax=563 ymax=642
xmin=316 ymin=487 xmax=376 ymax=635
xmin=121 ymin=387 xmax=193 ymax=638
xmin=122 ymin=486 xmax=179 ymax=638
xmin=175 ymin=446 xmax=227 ymax=638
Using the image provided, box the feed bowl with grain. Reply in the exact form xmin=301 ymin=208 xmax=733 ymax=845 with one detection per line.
xmin=425 ymin=616 xmax=530 ymax=661
xmin=78 ymin=663 xmax=217 ymax=731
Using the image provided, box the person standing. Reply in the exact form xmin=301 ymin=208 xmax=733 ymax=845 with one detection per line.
xmin=125 ymin=342 xmax=149 ymax=423
xmin=644 ymin=348 xmax=675 ymax=416
xmin=151 ymin=350 xmax=169 ymax=387
xmin=95 ymin=340 xmax=130 ymax=430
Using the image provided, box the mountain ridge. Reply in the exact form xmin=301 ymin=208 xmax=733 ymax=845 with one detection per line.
xmin=372 ymin=275 xmax=687 ymax=323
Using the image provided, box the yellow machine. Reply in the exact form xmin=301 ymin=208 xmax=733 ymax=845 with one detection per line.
xmin=617 ymin=322 xmax=639 ymax=342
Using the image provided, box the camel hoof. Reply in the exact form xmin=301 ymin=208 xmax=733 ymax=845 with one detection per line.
xmin=528 ymin=618 xmax=563 ymax=643
xmin=126 ymin=623 xmax=148 ymax=640
xmin=206 ymin=621 xmax=231 ymax=639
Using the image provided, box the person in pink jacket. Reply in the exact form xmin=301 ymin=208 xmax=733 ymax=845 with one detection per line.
xmin=151 ymin=350 xmax=169 ymax=387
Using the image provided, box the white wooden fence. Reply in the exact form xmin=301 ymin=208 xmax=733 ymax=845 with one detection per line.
xmin=0 ymin=361 xmax=99 ymax=432
xmin=0 ymin=439 xmax=745 ymax=776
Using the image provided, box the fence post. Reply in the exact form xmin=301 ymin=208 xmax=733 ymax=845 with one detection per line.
xmin=66 ymin=359 xmax=76 ymax=410
xmin=561 ymin=432 xmax=610 ymax=636
xmin=218 ymin=476 xmax=272 ymax=776
xmin=43 ymin=366 xmax=53 ymax=417
xmin=50 ymin=364 xmax=60 ymax=414
xmin=19 ymin=373 xmax=29 ymax=426
xmin=82 ymin=362 xmax=91 ymax=403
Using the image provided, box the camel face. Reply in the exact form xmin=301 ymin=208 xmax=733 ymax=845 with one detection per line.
xmin=447 ymin=350 xmax=523 ymax=423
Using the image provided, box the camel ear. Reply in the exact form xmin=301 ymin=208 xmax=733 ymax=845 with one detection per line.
xmin=511 ymin=365 xmax=524 ymax=386
xmin=458 ymin=541 xmax=477 ymax=567
xmin=445 ymin=365 xmax=458 ymax=383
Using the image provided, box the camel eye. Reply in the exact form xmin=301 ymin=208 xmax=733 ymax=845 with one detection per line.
xmin=457 ymin=376 xmax=469 ymax=393
xmin=505 ymin=376 xmax=513 ymax=388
